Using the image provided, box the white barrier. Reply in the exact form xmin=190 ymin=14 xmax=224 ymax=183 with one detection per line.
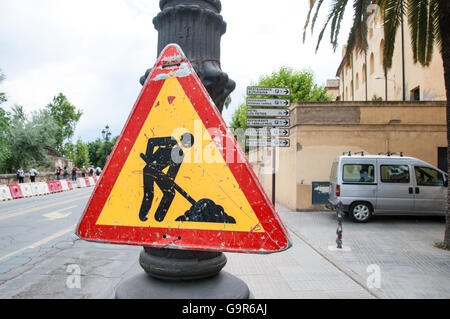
xmin=88 ymin=177 xmax=95 ymax=187
xmin=60 ymin=180 xmax=70 ymax=191
xmin=19 ymin=183 xmax=33 ymax=198
xmin=40 ymin=182 xmax=50 ymax=195
xmin=77 ymin=178 xmax=87 ymax=188
xmin=31 ymin=182 xmax=44 ymax=196
xmin=0 ymin=185 xmax=13 ymax=201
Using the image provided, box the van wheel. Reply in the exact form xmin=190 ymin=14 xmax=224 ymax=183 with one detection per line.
xmin=350 ymin=202 xmax=372 ymax=223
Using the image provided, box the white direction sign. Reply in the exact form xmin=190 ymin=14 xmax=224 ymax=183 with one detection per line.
xmin=246 ymin=98 xmax=291 ymax=107
xmin=247 ymin=86 xmax=291 ymax=96
xmin=245 ymin=128 xmax=290 ymax=137
xmin=246 ymin=139 xmax=291 ymax=148
xmin=246 ymin=108 xmax=290 ymax=117
xmin=246 ymin=118 xmax=290 ymax=127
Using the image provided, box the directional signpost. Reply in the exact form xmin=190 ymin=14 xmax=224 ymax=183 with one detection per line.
xmin=247 ymin=86 xmax=291 ymax=96
xmin=246 ymin=118 xmax=290 ymax=127
xmin=246 ymin=108 xmax=290 ymax=117
xmin=246 ymin=98 xmax=291 ymax=107
xmin=245 ymin=86 xmax=291 ymax=205
xmin=246 ymin=139 xmax=290 ymax=148
xmin=244 ymin=128 xmax=290 ymax=137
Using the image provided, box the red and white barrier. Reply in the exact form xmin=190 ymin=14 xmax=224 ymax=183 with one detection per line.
xmin=77 ymin=178 xmax=87 ymax=188
xmin=8 ymin=184 xmax=23 ymax=199
xmin=1 ymin=173 xmax=98 ymax=202
xmin=60 ymin=180 xmax=70 ymax=191
xmin=0 ymin=185 xmax=13 ymax=201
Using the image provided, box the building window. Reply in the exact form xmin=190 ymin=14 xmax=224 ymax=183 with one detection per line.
xmin=362 ymin=64 xmax=366 ymax=84
xmin=370 ymin=53 xmax=375 ymax=74
xmin=410 ymin=86 xmax=420 ymax=101
xmin=355 ymin=73 xmax=359 ymax=90
xmin=379 ymin=39 xmax=385 ymax=65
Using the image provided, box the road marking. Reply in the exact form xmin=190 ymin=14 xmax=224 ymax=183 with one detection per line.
xmin=43 ymin=206 xmax=76 ymax=220
xmin=0 ymin=225 xmax=76 ymax=262
xmin=0 ymin=195 xmax=89 ymax=221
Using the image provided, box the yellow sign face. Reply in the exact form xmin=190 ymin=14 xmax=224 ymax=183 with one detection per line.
xmin=95 ymin=77 xmax=264 ymax=233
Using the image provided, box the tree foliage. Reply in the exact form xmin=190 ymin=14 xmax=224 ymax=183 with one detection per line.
xmin=46 ymin=93 xmax=83 ymax=151
xmin=303 ymin=0 xmax=443 ymax=69
xmin=0 ymin=106 xmax=59 ymax=173
xmin=72 ymin=139 xmax=90 ymax=168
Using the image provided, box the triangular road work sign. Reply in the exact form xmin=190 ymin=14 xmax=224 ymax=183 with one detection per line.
xmin=76 ymin=44 xmax=292 ymax=253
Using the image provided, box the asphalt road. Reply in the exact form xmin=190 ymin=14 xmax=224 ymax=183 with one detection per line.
xmin=0 ymin=187 xmax=91 ymax=266
xmin=0 ymin=187 xmax=141 ymax=298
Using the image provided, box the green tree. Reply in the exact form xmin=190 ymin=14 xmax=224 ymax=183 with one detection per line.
xmin=1 ymin=106 xmax=59 ymax=173
xmin=0 ymin=69 xmax=11 ymax=170
xmin=46 ymin=93 xmax=83 ymax=151
xmin=303 ymin=0 xmax=450 ymax=246
xmin=72 ymin=139 xmax=90 ymax=168
xmin=87 ymin=139 xmax=104 ymax=168
xmin=230 ymin=67 xmax=330 ymax=130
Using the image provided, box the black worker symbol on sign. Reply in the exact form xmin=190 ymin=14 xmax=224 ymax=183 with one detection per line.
xmin=138 ymin=133 xmax=236 ymax=225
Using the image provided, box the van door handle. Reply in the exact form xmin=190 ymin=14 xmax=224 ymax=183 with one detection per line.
xmin=415 ymin=187 xmax=420 ymax=194
xmin=409 ymin=187 xmax=413 ymax=194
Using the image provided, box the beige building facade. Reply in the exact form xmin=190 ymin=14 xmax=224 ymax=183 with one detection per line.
xmin=249 ymin=101 xmax=447 ymax=211
xmin=336 ymin=12 xmax=446 ymax=102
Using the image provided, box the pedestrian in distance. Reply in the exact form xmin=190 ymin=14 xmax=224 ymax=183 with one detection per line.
xmin=95 ymin=167 xmax=101 ymax=176
xmin=82 ymin=167 xmax=86 ymax=178
xmin=56 ymin=166 xmax=61 ymax=180
xmin=63 ymin=166 xmax=68 ymax=179
xmin=29 ymin=166 xmax=39 ymax=183
xmin=71 ymin=166 xmax=77 ymax=181
xmin=89 ymin=167 xmax=94 ymax=177
xmin=16 ymin=166 xmax=25 ymax=183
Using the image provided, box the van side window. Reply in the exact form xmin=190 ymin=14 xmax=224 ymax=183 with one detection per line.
xmin=381 ymin=165 xmax=410 ymax=183
xmin=343 ymin=164 xmax=375 ymax=183
xmin=414 ymin=166 xmax=444 ymax=186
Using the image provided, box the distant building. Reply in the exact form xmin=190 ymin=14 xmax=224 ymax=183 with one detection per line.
xmin=325 ymin=79 xmax=340 ymax=101
xmin=336 ymin=11 xmax=445 ymax=102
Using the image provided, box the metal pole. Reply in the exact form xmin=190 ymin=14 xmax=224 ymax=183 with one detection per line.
xmin=272 ymin=146 xmax=276 ymax=205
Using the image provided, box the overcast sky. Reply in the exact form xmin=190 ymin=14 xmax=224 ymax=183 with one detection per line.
xmin=0 ymin=0 xmax=352 ymax=143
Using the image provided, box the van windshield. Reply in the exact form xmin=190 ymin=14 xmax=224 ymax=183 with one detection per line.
xmin=343 ymin=164 xmax=375 ymax=183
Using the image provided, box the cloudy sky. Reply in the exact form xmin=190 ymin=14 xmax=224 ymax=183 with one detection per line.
xmin=0 ymin=0 xmax=352 ymax=142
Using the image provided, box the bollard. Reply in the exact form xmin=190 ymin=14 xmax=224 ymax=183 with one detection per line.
xmin=336 ymin=201 xmax=344 ymax=249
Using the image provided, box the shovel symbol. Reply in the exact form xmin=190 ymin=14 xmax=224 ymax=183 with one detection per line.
xmin=139 ymin=133 xmax=236 ymax=224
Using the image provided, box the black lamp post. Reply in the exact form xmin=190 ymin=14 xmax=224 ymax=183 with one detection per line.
xmin=101 ymin=125 xmax=112 ymax=164
xmin=101 ymin=125 xmax=112 ymax=142
xmin=115 ymin=0 xmax=250 ymax=299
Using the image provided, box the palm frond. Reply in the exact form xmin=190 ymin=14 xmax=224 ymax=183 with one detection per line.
xmin=382 ymin=0 xmax=405 ymax=69
xmin=314 ymin=0 xmax=349 ymax=53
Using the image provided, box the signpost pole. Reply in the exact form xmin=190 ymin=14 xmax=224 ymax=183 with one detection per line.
xmin=272 ymin=145 xmax=276 ymax=205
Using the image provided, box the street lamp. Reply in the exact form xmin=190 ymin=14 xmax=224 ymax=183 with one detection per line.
xmin=101 ymin=125 xmax=112 ymax=142
xmin=101 ymin=125 xmax=112 ymax=165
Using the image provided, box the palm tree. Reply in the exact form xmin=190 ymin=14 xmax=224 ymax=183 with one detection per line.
xmin=304 ymin=0 xmax=450 ymax=247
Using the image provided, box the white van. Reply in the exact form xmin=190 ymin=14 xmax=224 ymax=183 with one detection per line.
xmin=328 ymin=153 xmax=448 ymax=222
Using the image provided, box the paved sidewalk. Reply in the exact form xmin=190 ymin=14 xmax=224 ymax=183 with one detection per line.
xmin=275 ymin=204 xmax=450 ymax=299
